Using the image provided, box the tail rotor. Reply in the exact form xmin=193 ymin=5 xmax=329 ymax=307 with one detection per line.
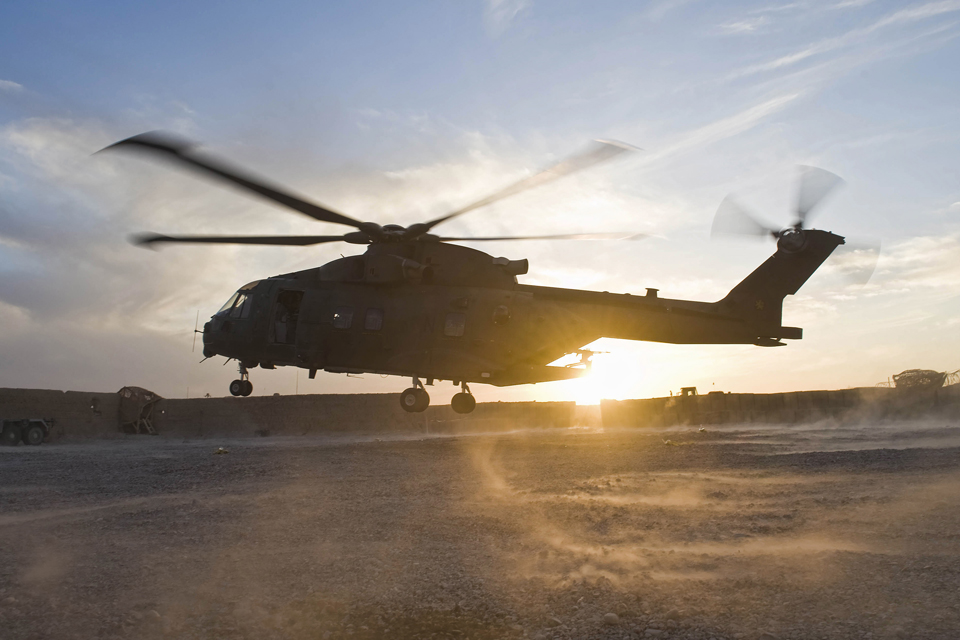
xmin=712 ymin=165 xmax=878 ymax=283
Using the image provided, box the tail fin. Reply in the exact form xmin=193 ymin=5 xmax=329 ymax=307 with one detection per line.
xmin=718 ymin=229 xmax=845 ymax=345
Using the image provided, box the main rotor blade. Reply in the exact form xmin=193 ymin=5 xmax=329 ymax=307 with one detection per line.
xmin=438 ymin=232 xmax=646 ymax=242
xmin=795 ymin=165 xmax=844 ymax=227
xmin=711 ymin=195 xmax=779 ymax=239
xmin=419 ymin=139 xmax=637 ymax=233
xmin=102 ymin=132 xmax=365 ymax=230
xmin=131 ymin=233 xmax=351 ymax=247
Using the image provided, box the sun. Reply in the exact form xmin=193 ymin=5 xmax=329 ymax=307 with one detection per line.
xmin=550 ymin=341 xmax=654 ymax=405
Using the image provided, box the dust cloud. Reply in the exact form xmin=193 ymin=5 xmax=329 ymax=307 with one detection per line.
xmin=1 ymin=421 xmax=959 ymax=639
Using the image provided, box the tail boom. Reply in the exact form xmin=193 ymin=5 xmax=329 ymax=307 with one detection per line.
xmin=716 ymin=229 xmax=844 ymax=345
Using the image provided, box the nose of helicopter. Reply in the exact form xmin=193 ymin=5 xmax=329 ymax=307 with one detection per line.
xmin=202 ymin=321 xmax=217 ymax=358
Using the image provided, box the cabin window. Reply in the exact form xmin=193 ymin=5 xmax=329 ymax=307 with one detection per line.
xmin=333 ymin=307 xmax=354 ymax=329
xmin=444 ymin=312 xmax=466 ymax=337
xmin=364 ymin=308 xmax=384 ymax=331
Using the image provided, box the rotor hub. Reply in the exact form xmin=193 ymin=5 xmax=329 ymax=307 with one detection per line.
xmin=777 ymin=227 xmax=806 ymax=252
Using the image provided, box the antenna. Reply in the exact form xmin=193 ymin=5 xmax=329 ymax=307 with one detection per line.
xmin=192 ymin=310 xmax=200 ymax=353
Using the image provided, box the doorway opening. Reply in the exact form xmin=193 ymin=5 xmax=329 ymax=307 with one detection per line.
xmin=273 ymin=290 xmax=304 ymax=344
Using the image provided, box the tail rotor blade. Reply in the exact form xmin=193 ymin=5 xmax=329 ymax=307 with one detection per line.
xmin=829 ymin=240 xmax=881 ymax=285
xmin=711 ymin=195 xmax=779 ymax=239
xmin=795 ymin=166 xmax=844 ymax=227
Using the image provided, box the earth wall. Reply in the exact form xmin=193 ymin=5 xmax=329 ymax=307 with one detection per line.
xmin=0 ymin=388 xmax=119 ymax=439
xmin=5 ymin=383 xmax=958 ymax=441
xmin=0 ymin=387 xmax=575 ymax=440
xmin=601 ymin=384 xmax=960 ymax=428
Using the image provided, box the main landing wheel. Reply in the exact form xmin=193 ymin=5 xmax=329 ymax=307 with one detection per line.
xmin=229 ymin=379 xmax=253 ymax=397
xmin=400 ymin=388 xmax=430 ymax=413
xmin=230 ymin=362 xmax=253 ymax=397
xmin=451 ymin=392 xmax=476 ymax=414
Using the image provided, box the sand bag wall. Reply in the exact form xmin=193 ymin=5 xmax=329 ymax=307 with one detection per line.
xmin=1 ymin=388 xmax=574 ymax=440
xmin=601 ymin=385 xmax=960 ymax=428
xmin=153 ymin=394 xmax=575 ymax=438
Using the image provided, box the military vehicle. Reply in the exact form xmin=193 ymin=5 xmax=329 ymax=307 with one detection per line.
xmin=103 ymin=133 xmax=849 ymax=413
xmin=1 ymin=418 xmax=54 ymax=446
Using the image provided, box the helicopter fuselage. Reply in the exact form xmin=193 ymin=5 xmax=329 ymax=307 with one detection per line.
xmin=203 ymin=231 xmax=843 ymax=388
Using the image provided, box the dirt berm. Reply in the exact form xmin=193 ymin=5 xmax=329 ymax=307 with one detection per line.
xmin=0 ymin=387 xmax=577 ymax=440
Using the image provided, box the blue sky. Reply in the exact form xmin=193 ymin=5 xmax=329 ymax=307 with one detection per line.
xmin=1 ymin=0 xmax=959 ymax=402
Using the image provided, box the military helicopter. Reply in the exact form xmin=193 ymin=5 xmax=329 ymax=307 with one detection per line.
xmin=103 ymin=133 xmax=848 ymax=413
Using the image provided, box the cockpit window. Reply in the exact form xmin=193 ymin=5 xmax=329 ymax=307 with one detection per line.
xmin=239 ymin=280 xmax=261 ymax=291
xmin=218 ymin=293 xmax=240 ymax=314
xmin=230 ymin=293 xmax=252 ymax=318
xmin=218 ymin=291 xmax=252 ymax=318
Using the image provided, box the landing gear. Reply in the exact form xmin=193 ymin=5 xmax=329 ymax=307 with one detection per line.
xmin=230 ymin=363 xmax=253 ymax=397
xmin=400 ymin=377 xmax=430 ymax=413
xmin=451 ymin=382 xmax=476 ymax=414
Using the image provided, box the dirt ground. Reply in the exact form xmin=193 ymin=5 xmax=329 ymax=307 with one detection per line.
xmin=2 ymin=421 xmax=960 ymax=640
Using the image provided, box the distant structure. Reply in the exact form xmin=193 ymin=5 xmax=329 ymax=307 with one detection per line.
xmin=876 ymin=368 xmax=960 ymax=390
xmin=118 ymin=386 xmax=162 ymax=435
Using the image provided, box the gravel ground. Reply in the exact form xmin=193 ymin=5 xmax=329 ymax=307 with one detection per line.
xmin=1 ymin=420 xmax=960 ymax=640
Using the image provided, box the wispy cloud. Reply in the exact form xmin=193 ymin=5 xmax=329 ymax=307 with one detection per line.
xmin=831 ymin=0 xmax=875 ymax=8
xmin=728 ymin=0 xmax=960 ymax=79
xmin=0 ymin=79 xmax=24 ymax=93
xmin=646 ymin=0 xmax=700 ymax=21
xmin=871 ymin=232 xmax=960 ymax=295
xmin=749 ymin=2 xmax=805 ymax=14
xmin=646 ymin=93 xmax=801 ymax=162
xmin=719 ymin=16 xmax=770 ymax=34
xmin=484 ymin=0 xmax=530 ymax=36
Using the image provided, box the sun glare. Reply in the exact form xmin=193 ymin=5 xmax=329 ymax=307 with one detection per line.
xmin=550 ymin=343 xmax=654 ymax=405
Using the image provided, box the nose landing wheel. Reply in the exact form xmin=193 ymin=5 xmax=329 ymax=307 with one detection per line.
xmin=230 ymin=363 xmax=253 ymax=397
xmin=451 ymin=382 xmax=476 ymax=414
xmin=400 ymin=378 xmax=430 ymax=413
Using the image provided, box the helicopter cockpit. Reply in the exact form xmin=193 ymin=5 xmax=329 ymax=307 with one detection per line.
xmin=215 ymin=281 xmax=261 ymax=318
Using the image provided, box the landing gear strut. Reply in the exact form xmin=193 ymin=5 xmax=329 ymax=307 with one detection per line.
xmin=399 ymin=377 xmax=430 ymax=413
xmin=451 ymin=382 xmax=476 ymax=414
xmin=230 ymin=363 xmax=253 ymax=397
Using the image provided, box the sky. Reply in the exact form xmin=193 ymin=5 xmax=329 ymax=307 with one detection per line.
xmin=1 ymin=0 xmax=959 ymax=404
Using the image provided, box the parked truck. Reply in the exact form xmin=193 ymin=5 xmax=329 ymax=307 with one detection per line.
xmin=1 ymin=418 xmax=54 ymax=446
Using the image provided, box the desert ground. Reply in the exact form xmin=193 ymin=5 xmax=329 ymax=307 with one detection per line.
xmin=2 ymin=421 xmax=959 ymax=640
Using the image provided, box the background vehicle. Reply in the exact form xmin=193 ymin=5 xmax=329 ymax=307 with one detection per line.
xmin=1 ymin=418 xmax=54 ymax=446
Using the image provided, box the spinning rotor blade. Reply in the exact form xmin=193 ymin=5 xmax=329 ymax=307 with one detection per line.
xmin=102 ymin=132 xmax=365 ymax=230
xmin=711 ymin=196 xmax=779 ymax=239
xmin=419 ymin=139 xmax=636 ymax=233
xmin=132 ymin=233 xmax=352 ymax=247
xmin=795 ymin=165 xmax=844 ymax=228
xmin=829 ymin=240 xmax=881 ymax=285
xmin=438 ymin=232 xmax=646 ymax=242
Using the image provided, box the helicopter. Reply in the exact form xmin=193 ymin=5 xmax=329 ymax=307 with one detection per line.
xmin=103 ymin=133 xmax=848 ymax=413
